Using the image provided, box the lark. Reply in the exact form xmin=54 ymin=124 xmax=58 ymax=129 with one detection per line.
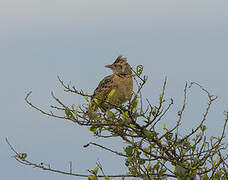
xmin=90 ymin=56 xmax=133 ymax=112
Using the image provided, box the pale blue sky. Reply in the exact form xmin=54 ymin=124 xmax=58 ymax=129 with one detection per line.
xmin=1 ymin=0 xmax=228 ymax=179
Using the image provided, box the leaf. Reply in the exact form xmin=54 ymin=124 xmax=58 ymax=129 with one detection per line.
xmin=158 ymin=168 xmax=167 ymax=176
xmin=225 ymin=109 xmax=228 ymax=117
xmin=124 ymin=146 xmax=134 ymax=156
xmin=75 ymin=109 xmax=78 ymax=116
xmin=154 ymin=163 xmax=160 ymax=171
xmin=193 ymin=157 xmax=199 ymax=164
xmin=93 ymin=98 xmax=99 ymax=105
xmin=210 ymin=136 xmax=216 ymax=141
xmin=20 ymin=153 xmax=27 ymax=160
xmin=88 ymin=175 xmax=96 ymax=180
xmin=93 ymin=167 xmax=98 ymax=175
xmin=138 ymin=158 xmax=146 ymax=165
xmin=125 ymin=159 xmax=130 ymax=166
xmin=177 ymin=110 xmax=181 ymax=116
xmin=203 ymin=142 xmax=207 ymax=148
xmin=129 ymin=124 xmax=135 ymax=129
xmin=65 ymin=109 xmax=73 ymax=119
xmin=122 ymin=111 xmax=128 ymax=117
xmin=144 ymin=146 xmax=151 ymax=153
xmin=84 ymin=92 xmax=88 ymax=101
xmin=159 ymin=93 xmax=163 ymax=103
xmin=200 ymin=125 xmax=207 ymax=132
xmin=136 ymin=65 xmax=143 ymax=76
xmin=152 ymin=108 xmax=156 ymax=116
xmin=15 ymin=153 xmax=27 ymax=160
xmin=106 ymin=111 xmax=115 ymax=119
xmin=163 ymin=122 xmax=166 ymax=130
xmin=104 ymin=177 xmax=110 ymax=180
xmin=147 ymin=164 xmax=153 ymax=171
xmin=181 ymin=148 xmax=186 ymax=156
xmin=217 ymin=156 xmax=220 ymax=164
xmin=88 ymin=126 xmax=98 ymax=133
xmin=213 ymin=160 xmax=216 ymax=167
xmin=132 ymin=99 xmax=138 ymax=112
xmin=201 ymin=174 xmax=209 ymax=180
xmin=107 ymin=89 xmax=116 ymax=100
xmin=129 ymin=167 xmax=137 ymax=176
xmin=89 ymin=112 xmax=100 ymax=120
xmin=143 ymin=129 xmax=156 ymax=140
xmin=175 ymin=165 xmax=187 ymax=177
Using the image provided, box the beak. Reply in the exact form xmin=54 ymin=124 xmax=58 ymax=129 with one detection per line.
xmin=105 ymin=64 xmax=113 ymax=69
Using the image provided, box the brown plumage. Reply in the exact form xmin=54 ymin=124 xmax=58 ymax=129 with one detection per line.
xmin=91 ymin=56 xmax=133 ymax=111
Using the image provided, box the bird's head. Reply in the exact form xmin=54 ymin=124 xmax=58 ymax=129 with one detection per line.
xmin=105 ymin=56 xmax=132 ymax=75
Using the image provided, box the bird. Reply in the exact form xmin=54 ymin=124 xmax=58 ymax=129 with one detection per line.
xmin=89 ymin=56 xmax=133 ymax=112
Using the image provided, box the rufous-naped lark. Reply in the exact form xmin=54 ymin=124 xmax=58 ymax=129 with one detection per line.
xmin=90 ymin=56 xmax=133 ymax=112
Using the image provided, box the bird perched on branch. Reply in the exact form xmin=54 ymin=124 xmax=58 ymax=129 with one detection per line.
xmin=90 ymin=56 xmax=133 ymax=112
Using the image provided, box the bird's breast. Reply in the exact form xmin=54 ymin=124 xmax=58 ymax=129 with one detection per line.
xmin=113 ymin=75 xmax=133 ymax=103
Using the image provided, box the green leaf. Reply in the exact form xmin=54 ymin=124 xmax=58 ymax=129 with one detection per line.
xmin=152 ymin=108 xmax=156 ymax=116
xmin=136 ymin=65 xmax=143 ymax=76
xmin=93 ymin=167 xmax=98 ymax=175
xmin=217 ymin=156 xmax=220 ymax=164
xmin=154 ymin=162 xmax=160 ymax=171
xmin=122 ymin=111 xmax=128 ymax=117
xmin=225 ymin=109 xmax=228 ymax=117
xmin=163 ymin=122 xmax=166 ymax=130
xmin=104 ymin=177 xmax=110 ymax=180
xmin=106 ymin=111 xmax=115 ymax=119
xmin=107 ymin=89 xmax=116 ymax=100
xmin=138 ymin=158 xmax=146 ymax=165
xmin=177 ymin=110 xmax=181 ymax=116
xmin=129 ymin=167 xmax=137 ymax=176
xmin=88 ymin=126 xmax=98 ymax=133
xmin=144 ymin=146 xmax=151 ymax=153
xmin=89 ymin=112 xmax=100 ymax=120
xmin=193 ymin=157 xmax=199 ymax=165
xmin=125 ymin=159 xmax=130 ymax=166
xmin=159 ymin=93 xmax=163 ymax=103
xmin=143 ymin=129 xmax=156 ymax=140
xmin=200 ymin=125 xmax=207 ymax=132
xmin=213 ymin=160 xmax=216 ymax=166
xmin=201 ymin=174 xmax=209 ymax=180
xmin=129 ymin=124 xmax=135 ymax=129
xmin=88 ymin=175 xmax=96 ymax=180
xmin=93 ymin=98 xmax=99 ymax=105
xmin=203 ymin=142 xmax=207 ymax=148
xmin=65 ymin=109 xmax=73 ymax=119
xmin=210 ymin=136 xmax=216 ymax=141
xmin=158 ymin=168 xmax=167 ymax=176
xmin=75 ymin=109 xmax=78 ymax=116
xmin=132 ymin=98 xmax=138 ymax=112
xmin=124 ymin=146 xmax=134 ymax=156
xmin=181 ymin=148 xmax=186 ymax=156
xmin=165 ymin=132 xmax=173 ymax=141
xmin=147 ymin=164 xmax=153 ymax=171
xmin=16 ymin=153 xmax=27 ymax=160
xmin=84 ymin=92 xmax=88 ymax=101
xmin=175 ymin=165 xmax=187 ymax=177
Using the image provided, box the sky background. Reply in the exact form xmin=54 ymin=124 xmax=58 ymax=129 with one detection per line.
xmin=0 ymin=0 xmax=228 ymax=179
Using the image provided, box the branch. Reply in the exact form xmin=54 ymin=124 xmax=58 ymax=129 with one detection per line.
xmin=179 ymin=82 xmax=218 ymax=144
xmin=5 ymin=138 xmax=139 ymax=178
xmin=83 ymin=142 xmax=127 ymax=157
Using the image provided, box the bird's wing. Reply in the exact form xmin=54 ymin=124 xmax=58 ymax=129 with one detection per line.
xmin=92 ymin=74 xmax=116 ymax=101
